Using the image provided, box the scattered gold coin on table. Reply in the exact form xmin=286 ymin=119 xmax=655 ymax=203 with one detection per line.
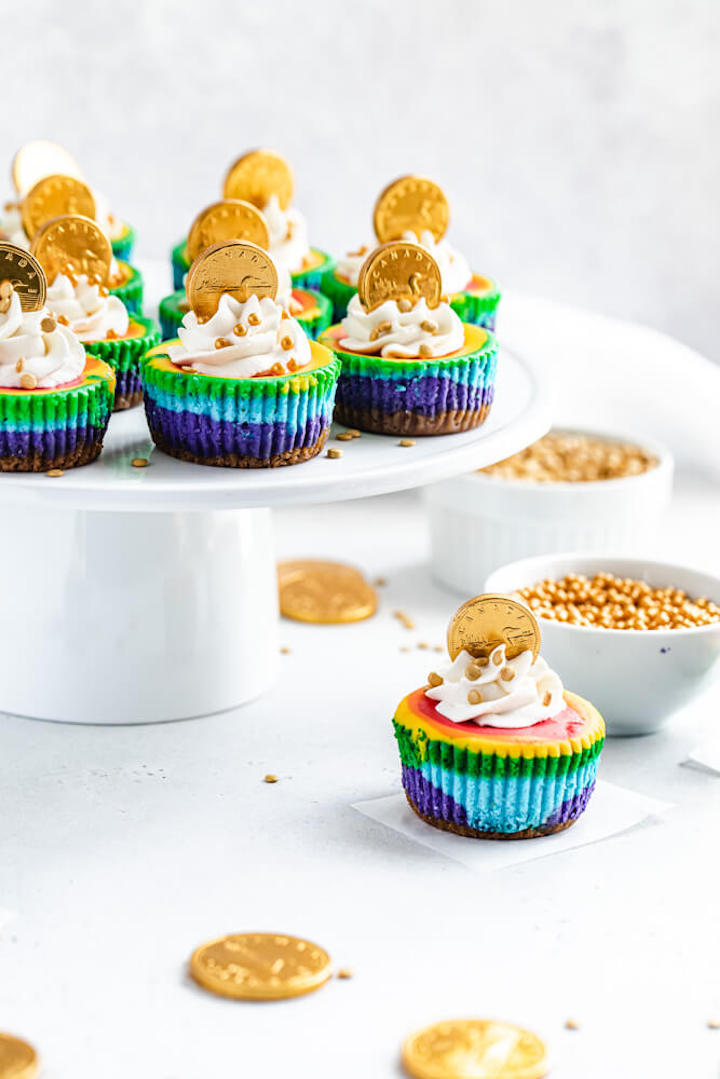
xmin=0 ymin=1032 xmax=39 ymax=1079
xmin=278 ymin=559 xmax=377 ymax=624
xmin=447 ymin=593 xmax=541 ymax=663
xmin=401 ymin=1018 xmax=548 ymax=1079
xmin=373 ymin=175 xmax=450 ymax=243
xmin=190 ymin=932 xmax=332 ymax=1001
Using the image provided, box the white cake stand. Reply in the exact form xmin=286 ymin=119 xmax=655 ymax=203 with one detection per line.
xmin=0 ymin=343 xmax=549 ymax=723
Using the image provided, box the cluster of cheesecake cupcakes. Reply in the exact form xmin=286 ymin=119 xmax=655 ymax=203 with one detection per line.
xmin=0 ymin=143 xmax=502 ymax=471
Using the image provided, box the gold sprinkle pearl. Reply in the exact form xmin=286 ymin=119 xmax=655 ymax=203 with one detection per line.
xmin=233 ymin=323 xmax=247 ymax=336
xmin=280 ymin=335 xmax=294 ymax=351
xmin=248 ymin=312 xmax=260 ymax=326
xmin=482 ymin=431 xmax=659 ymax=483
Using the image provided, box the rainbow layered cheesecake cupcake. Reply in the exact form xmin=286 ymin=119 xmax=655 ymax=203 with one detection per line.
xmin=0 ymin=251 xmax=115 ymax=472
xmin=32 ymin=215 xmax=158 ymax=410
xmin=393 ymin=595 xmax=605 ymax=838
xmin=321 ymin=176 xmax=500 ymax=327
xmin=145 ymin=240 xmax=339 ymax=468
xmin=319 ymin=242 xmax=498 ymax=436
xmin=160 ymin=199 xmax=331 ymax=343
xmin=170 ymin=150 xmax=333 ymax=292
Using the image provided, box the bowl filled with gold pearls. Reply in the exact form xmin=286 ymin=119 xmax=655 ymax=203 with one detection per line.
xmin=425 ymin=427 xmax=673 ymax=595
xmin=485 ymin=553 xmax=720 ymax=734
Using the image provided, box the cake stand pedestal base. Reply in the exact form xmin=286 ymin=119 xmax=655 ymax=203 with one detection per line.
xmin=0 ymin=505 xmax=277 ymax=724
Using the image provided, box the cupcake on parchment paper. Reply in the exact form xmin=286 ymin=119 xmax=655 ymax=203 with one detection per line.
xmin=145 ymin=240 xmax=339 ymax=468
xmin=393 ymin=594 xmax=605 ymax=838
xmin=321 ymin=176 xmax=500 ymax=327
xmin=32 ymin=215 xmax=159 ymax=411
xmin=170 ymin=149 xmax=334 ymax=292
xmin=3 ymin=140 xmax=136 ymax=261
xmin=0 ymin=245 xmax=115 ymax=472
xmin=160 ymin=199 xmax=331 ymax=343
xmin=319 ymin=241 xmax=498 ymax=436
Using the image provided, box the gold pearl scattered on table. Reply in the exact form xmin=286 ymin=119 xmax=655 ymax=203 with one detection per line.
xmin=278 ymin=559 xmax=377 ymax=624
xmin=0 ymin=1031 xmax=39 ymax=1079
xmin=447 ymin=594 xmax=541 ymax=663
xmin=190 ymin=932 xmax=332 ymax=1001
xmin=401 ymin=1018 xmax=549 ymax=1079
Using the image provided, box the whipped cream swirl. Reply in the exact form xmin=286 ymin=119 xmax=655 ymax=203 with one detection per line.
xmin=340 ymin=294 xmax=464 ymax=358
xmin=263 ymin=194 xmax=311 ymax=275
xmin=168 ymin=292 xmax=311 ymax=378
xmin=0 ymin=287 xmax=86 ymax=388
xmin=426 ymin=644 xmax=564 ymax=727
xmin=47 ymin=273 xmax=129 ymax=341
xmin=336 ymin=229 xmax=471 ymax=296
xmin=0 ymin=203 xmax=29 ymax=249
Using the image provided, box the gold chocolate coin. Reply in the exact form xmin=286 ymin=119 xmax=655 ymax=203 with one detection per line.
xmin=0 ymin=1032 xmax=39 ymax=1079
xmin=223 ymin=149 xmax=294 ymax=210
xmin=278 ymin=559 xmax=377 ymax=624
xmin=357 ymin=242 xmax=442 ymax=312
xmin=190 ymin=932 xmax=332 ymax=1001
xmin=402 ymin=1019 xmax=548 ymax=1079
xmin=12 ymin=139 xmax=83 ymax=196
xmin=186 ymin=199 xmax=270 ymax=263
xmin=374 ymin=175 xmax=450 ymax=243
xmin=447 ymin=594 xmax=541 ymax=663
xmin=31 ymin=214 xmax=112 ymax=286
xmin=21 ymin=174 xmax=95 ymax=240
xmin=186 ymin=239 xmax=278 ymax=321
xmin=0 ymin=243 xmax=47 ymax=312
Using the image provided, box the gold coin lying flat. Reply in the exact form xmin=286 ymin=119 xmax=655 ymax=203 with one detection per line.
xmin=187 ymin=199 xmax=270 ymax=263
xmin=12 ymin=139 xmax=83 ymax=196
xmin=278 ymin=559 xmax=377 ymax=624
xmin=447 ymin=594 xmax=541 ymax=663
xmin=402 ymin=1019 xmax=548 ymax=1079
xmin=21 ymin=174 xmax=95 ymax=240
xmin=374 ymin=175 xmax=450 ymax=243
xmin=0 ymin=243 xmax=47 ymax=312
xmin=357 ymin=242 xmax=442 ymax=313
xmin=31 ymin=213 xmax=112 ymax=286
xmin=190 ymin=932 xmax=332 ymax=1001
xmin=0 ymin=1032 xmax=39 ymax=1079
xmin=186 ymin=239 xmax=278 ymax=321
xmin=223 ymin=149 xmax=294 ymax=210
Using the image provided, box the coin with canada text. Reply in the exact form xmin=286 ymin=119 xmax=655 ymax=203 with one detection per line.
xmin=447 ymin=594 xmax=541 ymax=663
xmin=374 ymin=175 xmax=450 ymax=243
xmin=31 ymin=214 xmax=112 ymax=286
xmin=190 ymin=932 xmax=332 ymax=1000
xmin=186 ymin=240 xmax=278 ymax=321
xmin=21 ymin=174 xmax=95 ymax=241
xmin=357 ymin=241 xmax=442 ymax=312
xmin=12 ymin=139 xmax=83 ymax=196
xmin=402 ymin=1018 xmax=549 ymax=1079
xmin=278 ymin=559 xmax=377 ymax=624
xmin=0 ymin=243 xmax=47 ymax=312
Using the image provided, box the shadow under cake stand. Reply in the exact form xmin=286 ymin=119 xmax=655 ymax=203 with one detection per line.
xmin=0 ymin=344 xmax=549 ymax=723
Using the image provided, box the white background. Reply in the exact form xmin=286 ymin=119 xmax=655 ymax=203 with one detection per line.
xmin=4 ymin=0 xmax=719 ymax=359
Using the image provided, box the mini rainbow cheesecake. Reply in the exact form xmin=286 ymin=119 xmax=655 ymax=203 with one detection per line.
xmin=0 ymin=280 xmax=115 ymax=472
xmin=393 ymin=595 xmax=605 ymax=839
xmin=108 ymin=259 xmax=143 ymax=317
xmin=145 ymin=240 xmax=340 ymax=468
xmin=319 ymin=241 xmax=498 ymax=436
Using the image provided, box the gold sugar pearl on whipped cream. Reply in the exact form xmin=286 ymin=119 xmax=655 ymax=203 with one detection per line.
xmin=481 ymin=431 xmax=659 ymax=483
xmin=518 ymin=573 xmax=720 ymax=630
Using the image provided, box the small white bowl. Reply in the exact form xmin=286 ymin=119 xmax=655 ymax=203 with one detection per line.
xmin=485 ymin=553 xmax=720 ymax=736
xmin=425 ymin=428 xmax=673 ymax=595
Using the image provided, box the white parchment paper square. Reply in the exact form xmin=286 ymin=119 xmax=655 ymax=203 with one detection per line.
xmin=354 ymin=780 xmax=673 ymax=870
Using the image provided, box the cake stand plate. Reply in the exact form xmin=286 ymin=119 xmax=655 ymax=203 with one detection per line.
xmin=0 ymin=345 xmax=549 ymax=724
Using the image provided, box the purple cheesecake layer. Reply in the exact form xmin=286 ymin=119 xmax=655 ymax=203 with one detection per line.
xmin=114 ymin=368 xmax=143 ymax=410
xmin=144 ymin=399 xmax=330 ymax=462
xmin=335 ymin=374 xmax=494 ymax=418
xmin=402 ymin=766 xmax=470 ymax=827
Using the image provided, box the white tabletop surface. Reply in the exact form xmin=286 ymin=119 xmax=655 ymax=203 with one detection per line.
xmin=1 ymin=296 xmax=719 ymax=1079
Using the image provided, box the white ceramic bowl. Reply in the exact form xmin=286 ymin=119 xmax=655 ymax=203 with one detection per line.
xmin=425 ymin=428 xmax=673 ymax=595
xmin=485 ymin=553 xmax=720 ymax=736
